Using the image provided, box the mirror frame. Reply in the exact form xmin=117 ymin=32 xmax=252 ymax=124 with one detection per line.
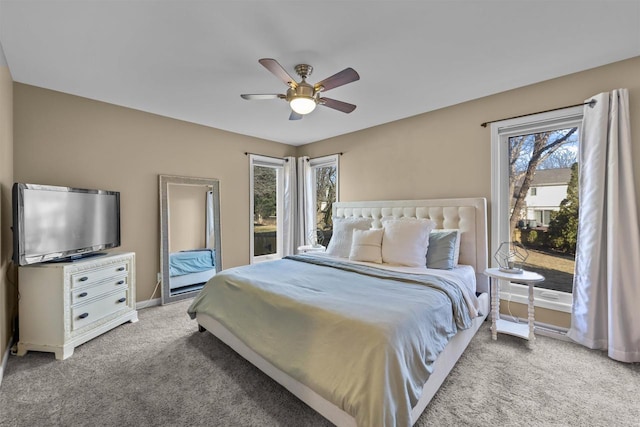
xmin=159 ymin=174 xmax=222 ymax=305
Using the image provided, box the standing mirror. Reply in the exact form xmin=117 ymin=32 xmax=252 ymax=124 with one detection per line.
xmin=160 ymin=175 xmax=222 ymax=304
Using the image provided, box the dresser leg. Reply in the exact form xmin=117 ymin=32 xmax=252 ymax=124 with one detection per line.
xmin=15 ymin=343 xmax=27 ymax=357
xmin=55 ymin=345 xmax=74 ymax=360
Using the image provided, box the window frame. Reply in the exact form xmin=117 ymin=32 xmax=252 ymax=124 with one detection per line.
xmin=490 ymin=106 xmax=583 ymax=313
xmin=249 ymin=154 xmax=285 ymax=264
xmin=309 ymin=154 xmax=339 ymax=222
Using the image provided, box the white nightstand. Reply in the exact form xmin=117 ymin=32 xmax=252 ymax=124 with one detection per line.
xmin=297 ymin=245 xmax=326 ymax=254
xmin=484 ymin=267 xmax=544 ymax=346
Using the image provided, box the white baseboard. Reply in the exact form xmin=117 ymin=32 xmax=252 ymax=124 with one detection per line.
xmin=0 ymin=337 xmax=13 ymax=388
xmin=136 ymin=297 xmax=161 ymax=310
xmin=534 ymin=322 xmax=572 ymax=342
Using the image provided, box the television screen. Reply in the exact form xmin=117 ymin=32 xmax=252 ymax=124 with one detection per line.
xmin=13 ymin=183 xmax=121 ymax=266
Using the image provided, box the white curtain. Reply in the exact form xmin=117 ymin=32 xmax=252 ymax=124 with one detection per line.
xmin=568 ymin=89 xmax=640 ymax=363
xmin=296 ymin=157 xmax=312 ymax=248
xmin=303 ymin=158 xmax=315 ymax=246
xmin=282 ymin=156 xmax=297 ymax=256
xmin=205 ymin=190 xmax=215 ymax=249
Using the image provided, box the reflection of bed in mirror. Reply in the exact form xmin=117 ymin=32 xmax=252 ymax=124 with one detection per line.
xmin=160 ymin=174 xmax=222 ymax=305
xmin=169 ymin=249 xmax=217 ymax=293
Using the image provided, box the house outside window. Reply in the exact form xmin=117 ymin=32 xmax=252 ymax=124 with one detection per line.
xmin=524 ymin=168 xmax=571 ymax=227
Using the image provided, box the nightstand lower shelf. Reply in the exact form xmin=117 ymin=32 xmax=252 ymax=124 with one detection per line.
xmin=495 ymin=318 xmax=532 ymax=340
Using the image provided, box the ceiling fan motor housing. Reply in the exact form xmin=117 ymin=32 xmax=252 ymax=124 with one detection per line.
xmin=286 ymin=82 xmax=317 ymax=103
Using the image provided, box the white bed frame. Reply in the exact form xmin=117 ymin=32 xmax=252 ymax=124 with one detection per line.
xmin=196 ymin=198 xmax=489 ymax=426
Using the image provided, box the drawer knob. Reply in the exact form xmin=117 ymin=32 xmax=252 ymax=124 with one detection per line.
xmin=116 ymin=280 xmax=125 ymax=285
xmin=78 ymin=292 xmax=88 ymax=298
xmin=117 ymin=297 xmax=127 ymax=303
xmin=79 ymin=277 xmax=89 ymax=282
xmin=78 ymin=313 xmax=89 ymax=319
xmin=116 ymin=267 xmax=125 ymax=272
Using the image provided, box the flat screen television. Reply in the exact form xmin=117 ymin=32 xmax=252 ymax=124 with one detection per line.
xmin=12 ymin=183 xmax=121 ymax=266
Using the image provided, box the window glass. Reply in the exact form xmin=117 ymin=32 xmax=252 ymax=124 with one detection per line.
xmin=508 ymin=127 xmax=579 ymax=294
xmin=314 ymin=164 xmax=337 ymax=246
xmin=308 ymin=155 xmax=338 ymax=248
xmin=253 ymin=165 xmax=278 ymax=257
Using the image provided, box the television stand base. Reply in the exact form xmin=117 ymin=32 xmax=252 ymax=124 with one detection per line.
xmin=47 ymin=251 xmax=109 ymax=264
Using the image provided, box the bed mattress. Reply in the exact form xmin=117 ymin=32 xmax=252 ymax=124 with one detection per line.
xmin=188 ymin=254 xmax=479 ymax=427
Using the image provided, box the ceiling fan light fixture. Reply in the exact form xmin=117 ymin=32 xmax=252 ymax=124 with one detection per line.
xmin=242 ymin=58 xmax=359 ymax=120
xmin=290 ymin=96 xmax=317 ymax=115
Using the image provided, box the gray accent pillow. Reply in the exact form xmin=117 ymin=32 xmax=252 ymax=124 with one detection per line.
xmin=426 ymin=229 xmax=461 ymax=270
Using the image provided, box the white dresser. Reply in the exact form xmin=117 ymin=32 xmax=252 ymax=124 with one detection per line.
xmin=16 ymin=252 xmax=138 ymax=360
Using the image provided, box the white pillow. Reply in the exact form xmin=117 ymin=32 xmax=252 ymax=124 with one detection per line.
xmin=349 ymin=228 xmax=384 ymax=263
xmin=381 ymin=218 xmax=436 ymax=267
xmin=326 ymin=217 xmax=373 ymax=258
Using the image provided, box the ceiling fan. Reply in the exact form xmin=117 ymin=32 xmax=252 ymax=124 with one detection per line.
xmin=241 ymin=58 xmax=360 ymax=120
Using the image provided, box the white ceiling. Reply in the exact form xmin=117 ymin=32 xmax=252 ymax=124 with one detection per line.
xmin=1 ymin=1 xmax=639 ymax=146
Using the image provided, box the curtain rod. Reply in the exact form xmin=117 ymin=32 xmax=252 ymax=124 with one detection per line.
xmin=480 ymin=99 xmax=597 ymax=128
xmin=244 ymin=152 xmax=344 ymax=162
xmin=244 ymin=152 xmax=289 ymax=162
xmin=306 ymin=152 xmax=344 ymax=162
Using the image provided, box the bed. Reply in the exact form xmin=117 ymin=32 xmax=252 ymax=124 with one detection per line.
xmin=188 ymin=198 xmax=489 ymax=426
xmin=169 ymin=249 xmax=217 ymax=291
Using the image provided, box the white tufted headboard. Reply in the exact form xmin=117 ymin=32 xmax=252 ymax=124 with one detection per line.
xmin=333 ymin=198 xmax=489 ymax=293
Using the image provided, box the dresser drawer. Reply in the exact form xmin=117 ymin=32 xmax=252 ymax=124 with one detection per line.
xmin=70 ymin=262 xmax=128 ymax=288
xmin=71 ymin=289 xmax=129 ymax=331
xmin=71 ymin=276 xmax=128 ymax=304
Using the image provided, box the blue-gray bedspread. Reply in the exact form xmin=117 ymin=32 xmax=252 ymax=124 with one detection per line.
xmin=188 ymin=254 xmax=475 ymax=427
xmin=169 ymin=249 xmax=215 ymax=277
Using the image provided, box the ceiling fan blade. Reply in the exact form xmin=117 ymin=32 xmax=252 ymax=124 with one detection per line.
xmin=259 ymin=58 xmax=298 ymax=88
xmin=289 ymin=111 xmax=303 ymax=121
xmin=320 ymin=97 xmax=356 ymax=114
xmin=240 ymin=94 xmax=284 ymax=100
xmin=314 ymin=68 xmax=359 ymax=92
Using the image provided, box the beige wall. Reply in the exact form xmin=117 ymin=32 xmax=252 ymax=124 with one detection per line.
xmin=299 ymin=56 xmax=640 ymax=326
xmin=168 ymin=183 xmax=209 ymax=252
xmin=0 ymin=66 xmax=13 ymax=362
xmin=500 ymin=300 xmax=570 ymax=329
xmin=13 ymin=84 xmax=296 ymax=305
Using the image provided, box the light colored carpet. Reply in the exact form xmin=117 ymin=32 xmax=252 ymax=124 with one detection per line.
xmin=1 ymin=300 xmax=639 ymax=426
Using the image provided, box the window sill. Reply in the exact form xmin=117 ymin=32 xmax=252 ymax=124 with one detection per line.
xmin=252 ymin=254 xmax=281 ymax=264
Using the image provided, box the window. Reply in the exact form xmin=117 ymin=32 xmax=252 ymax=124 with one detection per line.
xmin=307 ymin=155 xmax=339 ymax=247
xmin=250 ymin=155 xmax=285 ymax=263
xmin=491 ymin=107 xmax=582 ymax=313
xmin=533 ymin=209 xmax=554 ymax=227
